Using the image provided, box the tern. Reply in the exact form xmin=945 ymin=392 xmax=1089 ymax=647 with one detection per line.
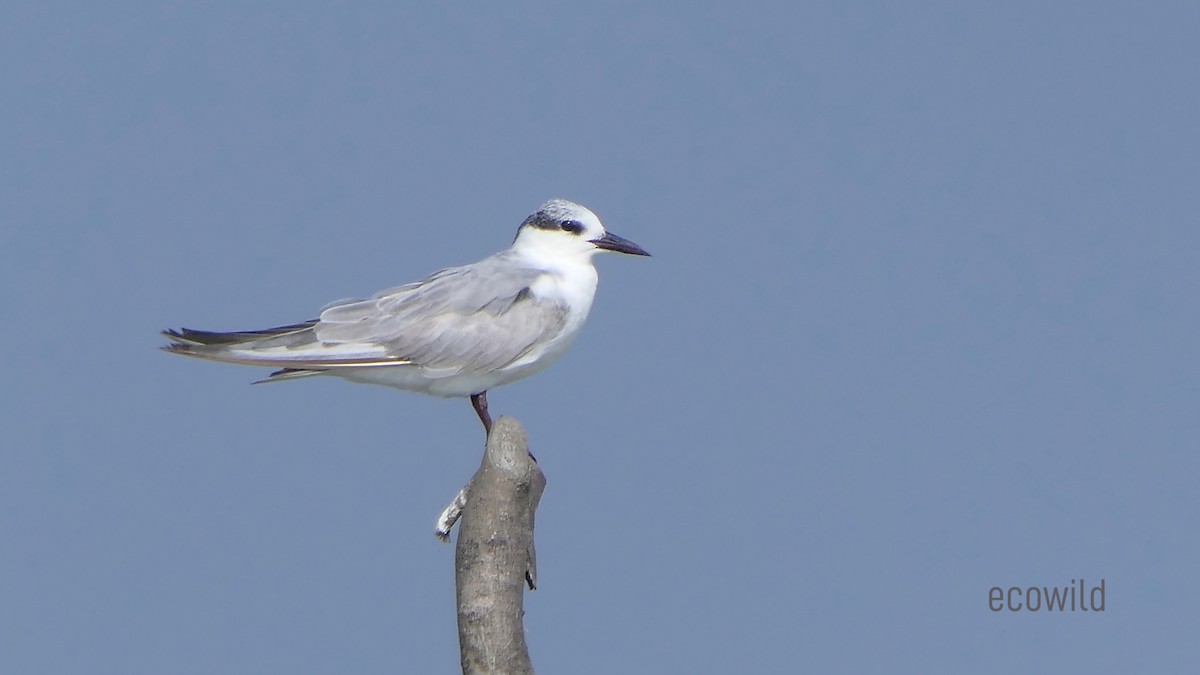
xmin=162 ymin=198 xmax=650 ymax=434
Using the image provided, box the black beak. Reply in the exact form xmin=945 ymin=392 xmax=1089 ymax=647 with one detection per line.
xmin=591 ymin=231 xmax=651 ymax=257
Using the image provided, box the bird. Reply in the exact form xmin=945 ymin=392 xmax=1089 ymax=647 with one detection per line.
xmin=162 ymin=198 xmax=650 ymax=435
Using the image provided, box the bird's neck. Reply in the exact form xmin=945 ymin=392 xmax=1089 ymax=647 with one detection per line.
xmin=517 ymin=247 xmax=599 ymax=306
xmin=512 ymin=244 xmax=595 ymax=274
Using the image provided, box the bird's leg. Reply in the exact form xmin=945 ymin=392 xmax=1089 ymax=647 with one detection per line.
xmin=471 ymin=391 xmax=492 ymax=436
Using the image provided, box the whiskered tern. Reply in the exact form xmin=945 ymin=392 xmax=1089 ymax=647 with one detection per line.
xmin=162 ymin=199 xmax=650 ymax=434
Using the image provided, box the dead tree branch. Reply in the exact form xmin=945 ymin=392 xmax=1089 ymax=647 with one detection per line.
xmin=451 ymin=416 xmax=546 ymax=675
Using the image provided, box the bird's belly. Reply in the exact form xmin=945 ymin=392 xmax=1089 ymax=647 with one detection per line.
xmin=325 ymin=311 xmax=585 ymax=398
xmin=327 ymin=366 xmax=493 ymax=398
xmin=325 ymin=355 xmax=563 ymax=398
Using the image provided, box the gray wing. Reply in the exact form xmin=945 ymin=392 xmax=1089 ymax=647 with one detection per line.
xmin=315 ymin=251 xmax=568 ymax=376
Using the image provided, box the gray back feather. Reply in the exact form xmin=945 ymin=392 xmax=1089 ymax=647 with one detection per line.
xmin=315 ymin=251 xmax=568 ymax=375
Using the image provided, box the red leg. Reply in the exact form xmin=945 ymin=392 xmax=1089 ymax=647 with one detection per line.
xmin=470 ymin=391 xmax=492 ymax=436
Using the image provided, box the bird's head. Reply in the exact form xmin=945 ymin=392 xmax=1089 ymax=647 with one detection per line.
xmin=512 ymin=199 xmax=650 ymax=261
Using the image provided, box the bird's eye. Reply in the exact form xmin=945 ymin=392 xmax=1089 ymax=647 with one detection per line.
xmin=561 ymin=220 xmax=584 ymax=234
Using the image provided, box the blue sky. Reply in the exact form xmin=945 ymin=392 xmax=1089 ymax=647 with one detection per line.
xmin=3 ymin=2 xmax=1198 ymax=673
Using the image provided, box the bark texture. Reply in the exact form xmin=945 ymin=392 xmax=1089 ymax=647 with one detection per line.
xmin=455 ymin=416 xmax=545 ymax=675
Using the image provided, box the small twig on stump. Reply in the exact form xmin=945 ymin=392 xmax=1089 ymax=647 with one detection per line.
xmin=451 ymin=416 xmax=546 ymax=675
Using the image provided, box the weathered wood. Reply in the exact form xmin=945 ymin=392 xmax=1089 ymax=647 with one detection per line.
xmin=453 ymin=416 xmax=545 ymax=675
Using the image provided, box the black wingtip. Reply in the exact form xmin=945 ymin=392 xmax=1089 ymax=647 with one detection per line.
xmin=161 ymin=328 xmax=194 ymax=351
xmin=161 ymin=327 xmax=207 ymax=343
xmin=162 ymin=321 xmax=320 ymax=346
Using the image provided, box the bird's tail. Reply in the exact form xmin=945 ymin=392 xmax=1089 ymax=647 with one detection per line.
xmin=161 ymin=321 xmax=319 ymax=356
xmin=161 ymin=320 xmax=406 ymax=382
xmin=161 ymin=321 xmax=327 ymax=382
